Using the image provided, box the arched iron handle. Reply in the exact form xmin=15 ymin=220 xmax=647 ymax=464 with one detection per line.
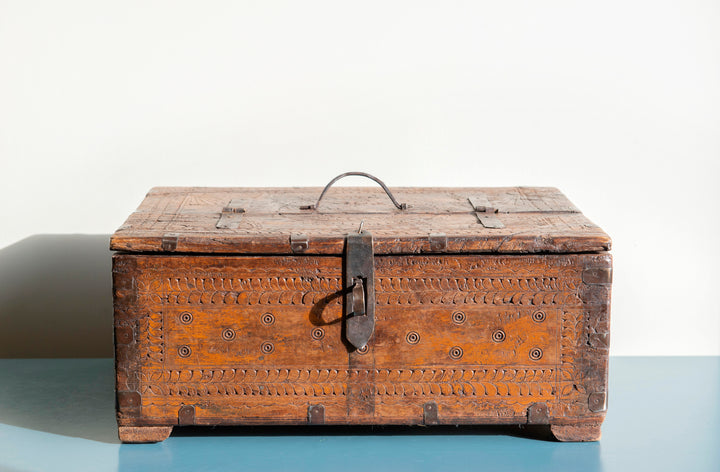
xmin=300 ymin=172 xmax=407 ymax=210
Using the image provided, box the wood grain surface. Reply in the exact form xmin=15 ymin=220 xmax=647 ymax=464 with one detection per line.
xmin=110 ymin=187 xmax=611 ymax=254
xmin=114 ymin=252 xmax=611 ymax=442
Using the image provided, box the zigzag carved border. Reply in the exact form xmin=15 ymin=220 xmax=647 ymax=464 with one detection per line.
xmin=136 ymin=275 xmax=580 ymax=306
xmin=139 ymin=367 xmax=556 ymax=398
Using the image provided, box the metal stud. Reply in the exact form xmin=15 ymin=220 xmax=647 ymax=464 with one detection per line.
xmin=261 ymin=313 xmax=275 ymax=326
xmin=357 ymin=345 xmax=369 ymax=355
xmin=451 ymin=311 xmax=466 ymax=325
xmin=177 ymin=345 xmax=192 ymax=358
xmin=529 ymin=348 xmax=543 ymax=361
xmin=449 ymin=346 xmax=464 ymax=360
xmin=491 ymin=329 xmax=506 ymax=343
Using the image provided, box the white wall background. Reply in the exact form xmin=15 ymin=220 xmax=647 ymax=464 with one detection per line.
xmin=1 ymin=1 xmax=718 ymax=355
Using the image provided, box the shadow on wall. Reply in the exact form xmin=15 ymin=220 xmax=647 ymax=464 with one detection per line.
xmin=0 ymin=234 xmax=113 ymax=358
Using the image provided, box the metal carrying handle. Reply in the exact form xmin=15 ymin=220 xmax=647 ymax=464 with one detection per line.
xmin=300 ymin=172 xmax=407 ymax=211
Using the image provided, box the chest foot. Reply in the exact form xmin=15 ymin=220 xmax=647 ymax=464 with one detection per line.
xmin=550 ymin=423 xmax=602 ymax=442
xmin=118 ymin=426 xmax=173 ymax=443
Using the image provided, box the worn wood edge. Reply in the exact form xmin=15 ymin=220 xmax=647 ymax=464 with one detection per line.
xmin=550 ymin=423 xmax=602 ymax=442
xmin=143 ymin=186 xmax=567 ymax=195
xmin=117 ymin=417 xmax=605 ymax=428
xmin=114 ymin=422 xmax=598 ymax=442
xmin=577 ymin=254 xmax=612 ymax=433
xmin=118 ymin=426 xmax=173 ymax=443
xmin=115 ymin=411 xmax=607 ymax=427
xmin=118 ymin=416 xmax=533 ymax=427
xmin=114 ymin=254 xmax=144 ymax=433
xmin=109 ymin=234 xmax=612 ymax=254
xmin=110 ymin=185 xmax=610 ymax=254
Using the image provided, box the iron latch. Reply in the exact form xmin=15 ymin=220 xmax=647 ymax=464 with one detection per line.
xmin=216 ymin=199 xmax=245 ymax=229
xmin=345 ymin=229 xmax=375 ymax=350
xmin=468 ymin=196 xmax=505 ymax=229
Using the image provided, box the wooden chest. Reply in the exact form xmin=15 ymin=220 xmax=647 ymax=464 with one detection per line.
xmin=111 ymin=173 xmax=612 ymax=443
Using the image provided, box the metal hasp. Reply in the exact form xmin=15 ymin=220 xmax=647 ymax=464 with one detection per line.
xmin=345 ymin=229 xmax=375 ymax=350
xmin=468 ymin=196 xmax=505 ymax=229
xmin=216 ymin=199 xmax=245 ymax=229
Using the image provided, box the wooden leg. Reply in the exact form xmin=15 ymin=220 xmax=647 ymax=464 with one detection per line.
xmin=118 ymin=426 xmax=173 ymax=443
xmin=551 ymin=423 xmax=602 ymax=442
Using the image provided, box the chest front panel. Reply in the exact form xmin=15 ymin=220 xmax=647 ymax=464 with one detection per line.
xmin=114 ymin=253 xmax=610 ymax=426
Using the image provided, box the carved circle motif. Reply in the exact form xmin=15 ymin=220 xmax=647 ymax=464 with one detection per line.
xmin=406 ymin=331 xmax=420 ymax=345
xmin=532 ymin=310 xmax=546 ymax=323
xmin=221 ymin=328 xmax=236 ymax=341
xmin=529 ymin=348 xmax=543 ymax=361
xmin=179 ymin=312 xmax=193 ymax=325
xmin=261 ymin=342 xmax=275 ymax=354
xmin=177 ymin=345 xmax=192 ymax=358
xmin=261 ymin=313 xmax=275 ymax=326
xmin=448 ymin=346 xmax=464 ymax=360
xmin=311 ymin=328 xmax=325 ymax=340
xmin=491 ymin=329 xmax=506 ymax=343
xmin=451 ymin=311 xmax=466 ymax=325
xmin=357 ymin=345 xmax=369 ymax=355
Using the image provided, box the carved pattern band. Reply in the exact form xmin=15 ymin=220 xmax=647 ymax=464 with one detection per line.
xmin=139 ymin=367 xmax=557 ymax=398
xmin=128 ymin=258 xmax=598 ymax=411
xmin=137 ymin=276 xmax=580 ymax=306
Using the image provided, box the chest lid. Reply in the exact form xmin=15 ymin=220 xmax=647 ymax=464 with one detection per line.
xmin=110 ymin=173 xmax=610 ymax=255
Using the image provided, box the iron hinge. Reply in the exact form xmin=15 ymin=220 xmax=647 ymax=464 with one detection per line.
xmin=178 ymin=405 xmax=195 ymax=425
xmin=423 ymin=402 xmax=439 ymax=425
xmin=527 ymin=402 xmax=549 ymax=424
xmin=117 ymin=391 xmax=141 ymax=409
xmin=290 ymin=234 xmax=309 ymax=253
xmin=161 ymin=233 xmax=178 ymax=251
xmin=582 ymin=268 xmax=613 ymax=285
xmin=428 ymin=233 xmax=447 ymax=252
xmin=588 ymin=392 xmax=607 ymax=412
xmin=308 ymin=404 xmax=325 ymax=424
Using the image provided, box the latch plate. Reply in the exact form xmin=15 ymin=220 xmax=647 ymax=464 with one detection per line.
xmin=468 ymin=196 xmax=505 ymax=229
xmin=345 ymin=230 xmax=375 ymax=350
xmin=216 ymin=199 xmax=245 ymax=229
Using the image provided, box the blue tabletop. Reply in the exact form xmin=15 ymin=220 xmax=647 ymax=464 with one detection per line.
xmin=0 ymin=357 xmax=718 ymax=472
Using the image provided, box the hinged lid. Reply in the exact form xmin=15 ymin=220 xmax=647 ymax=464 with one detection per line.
xmin=110 ymin=175 xmax=610 ymax=255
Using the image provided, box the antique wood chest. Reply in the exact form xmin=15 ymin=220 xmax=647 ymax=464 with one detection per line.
xmin=111 ymin=173 xmax=612 ymax=443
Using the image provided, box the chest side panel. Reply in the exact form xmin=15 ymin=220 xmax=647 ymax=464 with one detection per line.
xmin=113 ymin=253 xmax=610 ymax=427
